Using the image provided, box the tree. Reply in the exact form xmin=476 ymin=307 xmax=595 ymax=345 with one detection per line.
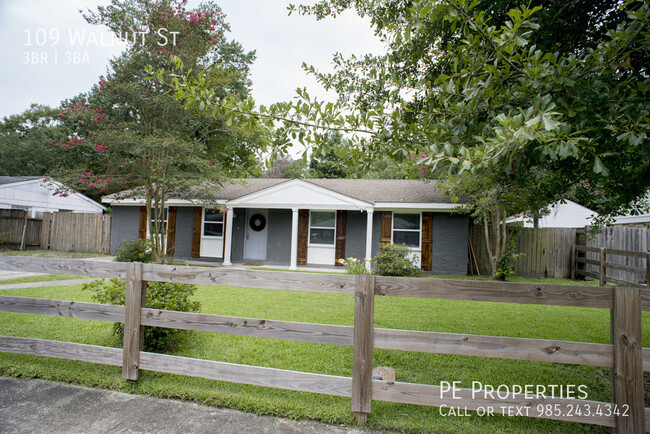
xmin=168 ymin=0 xmax=649 ymax=276
xmin=0 ymin=105 xmax=68 ymax=177
xmin=52 ymin=0 xmax=268 ymax=263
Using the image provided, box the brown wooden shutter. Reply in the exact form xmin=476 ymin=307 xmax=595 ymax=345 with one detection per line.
xmin=335 ymin=210 xmax=347 ymax=266
xmin=297 ymin=209 xmax=309 ymax=265
xmin=380 ymin=211 xmax=392 ymax=244
xmin=421 ymin=212 xmax=433 ymax=271
xmin=191 ymin=206 xmax=202 ymax=258
xmin=166 ymin=206 xmax=177 ymax=257
xmin=138 ymin=207 xmax=147 ymax=240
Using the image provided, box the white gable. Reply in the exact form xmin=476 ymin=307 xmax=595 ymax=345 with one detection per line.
xmin=226 ymin=179 xmax=371 ymax=210
xmin=507 ymin=200 xmax=597 ymax=228
xmin=0 ymin=179 xmax=105 ymax=216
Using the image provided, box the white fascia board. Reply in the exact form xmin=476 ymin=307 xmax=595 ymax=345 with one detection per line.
xmin=373 ymin=202 xmax=465 ymax=212
xmin=226 ymin=179 xmax=371 ymax=210
xmin=613 ymin=214 xmax=650 ymax=224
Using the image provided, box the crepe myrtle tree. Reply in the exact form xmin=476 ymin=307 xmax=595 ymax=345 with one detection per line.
xmin=50 ymin=0 xmax=268 ymax=263
xmin=160 ymin=0 xmax=649 ymax=276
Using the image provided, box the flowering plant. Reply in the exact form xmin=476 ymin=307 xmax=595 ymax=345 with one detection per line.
xmin=338 ymin=257 xmax=370 ymax=275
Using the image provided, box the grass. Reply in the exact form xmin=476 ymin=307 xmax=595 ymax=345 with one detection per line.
xmin=0 ymin=274 xmax=87 ymax=285
xmin=0 ymin=277 xmax=643 ymax=433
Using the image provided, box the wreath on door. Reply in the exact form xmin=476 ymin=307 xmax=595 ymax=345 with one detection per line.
xmin=249 ymin=214 xmax=267 ymax=232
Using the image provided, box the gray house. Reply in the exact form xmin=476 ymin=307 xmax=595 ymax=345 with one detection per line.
xmin=103 ymin=178 xmax=469 ymax=274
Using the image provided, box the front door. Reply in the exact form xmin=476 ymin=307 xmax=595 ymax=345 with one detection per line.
xmin=244 ymin=209 xmax=268 ymax=261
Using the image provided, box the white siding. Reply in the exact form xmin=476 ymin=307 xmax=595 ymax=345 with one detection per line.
xmin=0 ymin=180 xmax=104 ymax=217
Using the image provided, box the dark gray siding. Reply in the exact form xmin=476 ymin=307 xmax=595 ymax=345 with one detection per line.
xmin=110 ymin=206 xmax=141 ymax=254
xmin=345 ymin=211 xmax=367 ymax=261
xmin=266 ymin=209 xmax=292 ymax=265
xmin=432 ymin=214 xmax=469 ymax=275
xmin=173 ymin=207 xmax=194 ymax=259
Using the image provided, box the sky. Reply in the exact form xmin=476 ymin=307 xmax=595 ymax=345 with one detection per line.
xmin=0 ymin=0 xmax=385 ymax=120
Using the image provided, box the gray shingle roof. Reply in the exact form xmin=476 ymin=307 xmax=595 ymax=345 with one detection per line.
xmin=213 ymin=178 xmax=457 ymax=204
xmin=106 ymin=178 xmax=465 ymax=205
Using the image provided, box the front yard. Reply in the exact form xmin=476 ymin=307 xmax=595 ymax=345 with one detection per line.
xmin=0 ymin=275 xmax=644 ymax=433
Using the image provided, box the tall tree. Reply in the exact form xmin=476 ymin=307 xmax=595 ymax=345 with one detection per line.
xmin=169 ymin=0 xmax=649 ymax=275
xmin=53 ymin=0 xmax=268 ymax=262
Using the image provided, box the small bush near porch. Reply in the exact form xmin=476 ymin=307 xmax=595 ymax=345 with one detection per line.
xmin=0 ymin=276 xmax=646 ymax=433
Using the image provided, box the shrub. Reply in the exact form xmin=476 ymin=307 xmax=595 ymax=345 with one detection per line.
xmin=83 ymin=278 xmax=200 ymax=352
xmin=114 ymin=239 xmax=153 ymax=263
xmin=337 ymin=257 xmax=370 ymax=274
xmin=373 ymin=243 xmax=421 ymax=277
xmin=0 ymin=232 xmax=9 ymax=247
xmin=495 ymin=225 xmax=525 ymax=281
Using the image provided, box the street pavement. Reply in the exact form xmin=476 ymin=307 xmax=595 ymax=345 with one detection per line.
xmin=0 ymin=377 xmax=378 ymax=434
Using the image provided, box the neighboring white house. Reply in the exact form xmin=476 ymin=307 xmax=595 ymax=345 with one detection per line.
xmin=507 ymin=200 xmax=598 ymax=228
xmin=0 ymin=176 xmax=105 ymax=217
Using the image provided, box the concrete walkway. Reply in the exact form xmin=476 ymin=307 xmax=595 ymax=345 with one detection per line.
xmin=0 ymin=377 xmax=376 ymax=434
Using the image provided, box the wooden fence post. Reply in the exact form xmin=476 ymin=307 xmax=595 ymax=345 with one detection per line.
xmin=123 ymin=262 xmax=146 ymax=380
xmin=611 ymin=286 xmax=644 ymax=433
xmin=599 ymin=247 xmax=607 ymax=286
xmin=352 ymin=274 xmax=375 ymax=424
xmin=646 ymin=253 xmax=649 ymax=289
xmin=571 ymin=244 xmax=577 ymax=280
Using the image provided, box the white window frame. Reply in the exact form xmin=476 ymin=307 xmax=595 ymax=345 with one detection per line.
xmin=308 ymin=210 xmax=336 ymax=247
xmin=202 ymin=208 xmax=224 ymax=239
xmin=391 ymin=212 xmax=421 ymax=248
xmin=146 ymin=207 xmax=168 ymax=238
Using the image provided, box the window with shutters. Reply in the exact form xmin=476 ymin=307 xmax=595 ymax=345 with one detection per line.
xmin=392 ymin=213 xmax=421 ymax=248
xmin=202 ymin=209 xmax=224 ymax=238
xmin=309 ymin=211 xmax=336 ymax=245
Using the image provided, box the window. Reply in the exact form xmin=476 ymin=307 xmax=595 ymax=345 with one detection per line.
xmin=309 ymin=211 xmax=335 ymax=245
xmin=148 ymin=208 xmax=168 ymax=235
xmin=203 ymin=209 xmax=224 ymax=237
xmin=392 ymin=213 xmax=420 ymax=248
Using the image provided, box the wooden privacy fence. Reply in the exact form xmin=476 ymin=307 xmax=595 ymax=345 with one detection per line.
xmin=470 ymin=225 xmax=649 ymax=281
xmin=0 ymin=210 xmax=41 ymax=248
xmin=469 ymin=226 xmax=577 ymax=278
xmin=572 ymin=245 xmax=650 ymax=288
xmin=0 ymin=256 xmax=649 ymax=431
xmin=40 ymin=212 xmax=111 ymax=254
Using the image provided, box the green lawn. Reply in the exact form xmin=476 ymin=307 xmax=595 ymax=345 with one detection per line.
xmin=0 ymin=276 xmax=643 ymax=433
xmin=0 ymin=274 xmax=87 ymax=285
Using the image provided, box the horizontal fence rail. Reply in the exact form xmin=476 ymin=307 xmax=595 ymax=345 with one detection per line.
xmin=0 ymin=255 xmax=647 ymax=431
xmin=573 ymin=245 xmax=650 ymax=288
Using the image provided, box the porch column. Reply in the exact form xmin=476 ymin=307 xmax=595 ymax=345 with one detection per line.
xmin=290 ymin=208 xmax=299 ymax=270
xmin=365 ymin=209 xmax=374 ymax=271
xmin=223 ymin=207 xmax=234 ymax=266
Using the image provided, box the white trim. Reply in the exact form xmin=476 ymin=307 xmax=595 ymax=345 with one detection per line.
xmin=200 ymin=208 xmax=224 ymax=258
xmin=223 ymin=208 xmax=233 ymax=265
xmin=308 ymin=210 xmax=336 ymax=247
xmin=392 ymin=212 xmax=422 ymax=249
xmin=365 ymin=209 xmax=374 ymax=271
xmin=227 ymin=179 xmax=371 ymax=210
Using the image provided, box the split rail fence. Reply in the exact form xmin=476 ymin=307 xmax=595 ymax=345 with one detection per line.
xmin=0 ymin=256 xmax=648 ymax=431
xmin=573 ymin=245 xmax=650 ymax=288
